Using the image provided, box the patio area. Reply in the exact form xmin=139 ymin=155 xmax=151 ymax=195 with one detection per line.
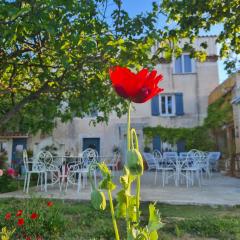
xmin=1 ymin=172 xmax=240 ymax=206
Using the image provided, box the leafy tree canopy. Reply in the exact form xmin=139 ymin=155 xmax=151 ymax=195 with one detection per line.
xmin=161 ymin=0 xmax=240 ymax=74
xmin=1 ymin=0 xmax=238 ymax=134
xmin=0 ymin=0 xmax=164 ymax=133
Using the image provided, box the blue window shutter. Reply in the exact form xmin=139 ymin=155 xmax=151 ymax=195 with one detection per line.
xmin=177 ymin=140 xmax=186 ymax=153
xmin=153 ymin=136 xmax=161 ymax=151
xmin=175 ymin=93 xmax=184 ymax=116
xmin=151 ymin=95 xmax=160 ymax=116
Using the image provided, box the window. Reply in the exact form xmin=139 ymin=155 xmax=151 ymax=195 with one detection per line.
xmin=174 ymin=54 xmax=195 ymax=74
xmin=160 ymin=95 xmax=175 ymax=116
xmin=151 ymin=93 xmax=184 ymax=116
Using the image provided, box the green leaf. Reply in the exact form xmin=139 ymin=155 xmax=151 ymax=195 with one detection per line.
xmin=149 ymin=230 xmax=158 ymax=240
xmin=97 ymin=163 xmax=116 ymax=191
xmin=98 ymin=178 xmax=116 ymax=191
xmin=98 ymin=162 xmax=112 ymax=177
xmin=148 ymin=203 xmax=163 ymax=233
xmin=119 ymin=167 xmax=136 ymax=190
xmin=128 ymin=196 xmax=137 ymax=222
xmin=115 ymin=190 xmax=127 ymax=218
xmin=91 ymin=189 xmax=106 ymax=211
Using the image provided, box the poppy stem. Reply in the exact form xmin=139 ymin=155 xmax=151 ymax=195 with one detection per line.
xmin=108 ymin=189 xmax=120 ymax=240
xmin=126 ymin=101 xmax=132 ymax=237
xmin=136 ymin=175 xmax=141 ymax=223
xmin=127 ymin=101 xmax=131 ymax=151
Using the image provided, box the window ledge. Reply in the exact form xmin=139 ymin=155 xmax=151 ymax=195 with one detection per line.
xmin=173 ymin=72 xmax=196 ymax=75
xmin=159 ymin=115 xmax=176 ymax=117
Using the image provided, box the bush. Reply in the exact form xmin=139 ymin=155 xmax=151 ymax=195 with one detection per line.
xmin=0 ymin=198 xmax=65 ymax=240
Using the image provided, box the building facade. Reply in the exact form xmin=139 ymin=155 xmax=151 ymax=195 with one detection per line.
xmin=1 ymin=36 xmax=220 ymax=166
xmin=207 ymin=72 xmax=240 ymax=176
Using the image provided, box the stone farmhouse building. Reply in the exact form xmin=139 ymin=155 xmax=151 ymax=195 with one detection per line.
xmin=0 ymin=36 xmax=220 ymax=166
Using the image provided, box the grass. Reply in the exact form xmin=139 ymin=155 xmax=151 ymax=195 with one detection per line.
xmin=0 ymin=198 xmax=240 ymax=239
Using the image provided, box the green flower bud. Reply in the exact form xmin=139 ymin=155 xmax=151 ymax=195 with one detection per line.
xmin=127 ymin=149 xmax=144 ymax=175
xmin=91 ymin=189 xmax=106 ymax=211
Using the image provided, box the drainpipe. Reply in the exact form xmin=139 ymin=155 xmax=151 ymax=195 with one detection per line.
xmin=195 ymin=61 xmax=201 ymax=124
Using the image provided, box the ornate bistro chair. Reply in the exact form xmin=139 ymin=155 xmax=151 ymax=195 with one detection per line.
xmin=36 ymin=151 xmax=61 ymax=190
xmin=23 ymin=150 xmax=47 ymax=193
xmin=66 ymin=148 xmax=98 ymax=192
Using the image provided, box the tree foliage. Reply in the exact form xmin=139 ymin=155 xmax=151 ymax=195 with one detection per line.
xmin=0 ymin=0 xmax=163 ymax=133
xmin=1 ymin=0 xmax=238 ymax=134
xmin=161 ymin=0 xmax=240 ymax=74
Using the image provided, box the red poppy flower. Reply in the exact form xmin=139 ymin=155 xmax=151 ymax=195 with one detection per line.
xmin=5 ymin=213 xmax=11 ymax=220
xmin=16 ymin=210 xmax=23 ymax=216
xmin=47 ymin=201 xmax=53 ymax=207
xmin=26 ymin=237 xmax=31 ymax=240
xmin=109 ymin=66 xmax=164 ymax=103
xmin=17 ymin=218 xmax=24 ymax=226
xmin=30 ymin=213 xmax=38 ymax=220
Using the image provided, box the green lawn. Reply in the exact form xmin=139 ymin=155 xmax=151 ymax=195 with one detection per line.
xmin=0 ymin=198 xmax=240 ymax=240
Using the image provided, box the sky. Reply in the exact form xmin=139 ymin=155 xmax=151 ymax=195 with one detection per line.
xmin=121 ymin=0 xmax=228 ymax=83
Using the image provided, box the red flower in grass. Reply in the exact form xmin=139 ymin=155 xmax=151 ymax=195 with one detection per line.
xmin=17 ymin=218 xmax=24 ymax=226
xmin=109 ymin=66 xmax=164 ymax=103
xmin=26 ymin=237 xmax=31 ymax=240
xmin=5 ymin=212 xmax=11 ymax=220
xmin=30 ymin=213 xmax=38 ymax=220
xmin=47 ymin=201 xmax=53 ymax=207
xmin=16 ymin=210 xmax=23 ymax=216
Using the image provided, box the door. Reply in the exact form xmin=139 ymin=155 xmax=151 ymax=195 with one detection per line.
xmin=83 ymin=138 xmax=100 ymax=155
xmin=12 ymin=138 xmax=27 ymax=170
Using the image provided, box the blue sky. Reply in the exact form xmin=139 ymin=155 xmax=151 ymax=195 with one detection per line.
xmin=122 ymin=0 xmax=227 ymax=83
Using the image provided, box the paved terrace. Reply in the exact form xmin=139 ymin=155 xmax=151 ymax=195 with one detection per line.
xmin=1 ymin=172 xmax=240 ymax=206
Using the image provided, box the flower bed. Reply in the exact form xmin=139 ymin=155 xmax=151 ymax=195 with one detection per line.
xmin=0 ymin=198 xmax=64 ymax=240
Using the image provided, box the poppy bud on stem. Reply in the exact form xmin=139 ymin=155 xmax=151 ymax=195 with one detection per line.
xmin=126 ymin=102 xmax=142 ymax=234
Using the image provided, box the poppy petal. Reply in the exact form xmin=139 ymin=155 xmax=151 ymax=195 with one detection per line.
xmin=109 ymin=66 xmax=164 ymax=103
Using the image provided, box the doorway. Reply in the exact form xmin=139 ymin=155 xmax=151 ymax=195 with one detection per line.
xmin=82 ymin=138 xmax=100 ymax=155
xmin=12 ymin=138 xmax=27 ymax=170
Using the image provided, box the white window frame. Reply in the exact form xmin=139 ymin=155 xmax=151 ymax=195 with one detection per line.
xmin=173 ymin=53 xmax=195 ymax=74
xmin=159 ymin=94 xmax=176 ymax=116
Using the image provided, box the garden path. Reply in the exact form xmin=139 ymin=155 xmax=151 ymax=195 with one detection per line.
xmin=0 ymin=173 xmax=240 ymax=206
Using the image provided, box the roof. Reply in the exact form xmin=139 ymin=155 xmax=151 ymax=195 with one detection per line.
xmin=0 ymin=132 xmax=28 ymax=138
xmin=208 ymin=77 xmax=236 ymax=105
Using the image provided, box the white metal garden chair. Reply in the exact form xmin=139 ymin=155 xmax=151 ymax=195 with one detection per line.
xmin=153 ymin=150 xmax=178 ymax=186
xmin=178 ymin=149 xmax=202 ymax=187
xmin=23 ymin=150 xmax=47 ymax=194
xmin=65 ymin=148 xmax=98 ymax=192
xmin=142 ymin=152 xmax=157 ymax=170
xmin=36 ymin=151 xmax=61 ymax=190
xmin=162 ymin=152 xmax=178 ymax=161
xmin=200 ymin=151 xmax=211 ymax=178
xmin=207 ymin=152 xmax=221 ymax=172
